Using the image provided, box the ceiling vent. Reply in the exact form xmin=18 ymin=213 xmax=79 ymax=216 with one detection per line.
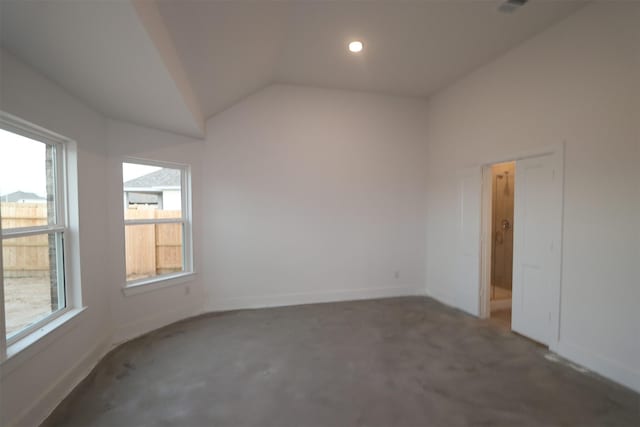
xmin=498 ymin=0 xmax=529 ymax=13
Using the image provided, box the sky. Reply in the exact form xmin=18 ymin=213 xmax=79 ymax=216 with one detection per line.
xmin=122 ymin=163 xmax=161 ymax=183
xmin=0 ymin=129 xmax=47 ymax=197
xmin=0 ymin=128 xmax=160 ymax=197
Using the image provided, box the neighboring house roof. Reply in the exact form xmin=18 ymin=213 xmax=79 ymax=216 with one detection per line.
xmin=124 ymin=168 xmax=180 ymax=189
xmin=0 ymin=191 xmax=46 ymax=202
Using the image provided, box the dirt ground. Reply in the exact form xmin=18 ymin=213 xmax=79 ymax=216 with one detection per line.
xmin=4 ymin=277 xmax=52 ymax=336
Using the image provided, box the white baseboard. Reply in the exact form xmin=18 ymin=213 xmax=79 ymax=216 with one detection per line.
xmin=9 ymin=303 xmax=204 ymax=427
xmin=9 ymin=288 xmax=420 ymax=426
xmin=428 ymin=288 xmax=639 ymax=394
xmin=425 ymin=288 xmax=461 ymax=312
xmin=111 ymin=301 xmax=203 ymax=346
xmin=113 ymin=287 xmax=424 ymax=346
xmin=9 ymin=287 xmax=638 ymax=427
xmin=207 ymin=286 xmax=425 ymax=313
xmin=555 ymin=340 xmax=640 ymax=393
xmin=8 ymin=334 xmax=111 ymax=427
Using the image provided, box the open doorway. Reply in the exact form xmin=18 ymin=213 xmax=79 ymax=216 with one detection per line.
xmin=478 ymin=148 xmax=563 ymax=347
xmin=489 ymin=161 xmax=515 ymax=329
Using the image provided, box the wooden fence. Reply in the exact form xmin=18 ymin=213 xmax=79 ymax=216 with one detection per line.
xmin=124 ymin=206 xmax=183 ymax=280
xmin=1 ymin=202 xmax=182 ymax=280
xmin=1 ymin=203 xmax=49 ymax=277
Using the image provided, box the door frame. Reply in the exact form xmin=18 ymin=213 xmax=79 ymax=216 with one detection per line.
xmin=478 ymin=143 xmax=565 ymax=350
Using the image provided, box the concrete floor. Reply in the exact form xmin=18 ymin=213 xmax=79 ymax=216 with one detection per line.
xmin=490 ymin=308 xmax=512 ymax=330
xmin=44 ymin=297 xmax=639 ymax=427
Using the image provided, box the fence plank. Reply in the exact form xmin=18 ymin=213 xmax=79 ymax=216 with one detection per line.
xmin=124 ymin=206 xmax=182 ymax=279
xmin=1 ymin=203 xmax=49 ymax=275
xmin=125 ymin=223 xmax=156 ymax=280
xmin=2 ymin=203 xmax=184 ymax=279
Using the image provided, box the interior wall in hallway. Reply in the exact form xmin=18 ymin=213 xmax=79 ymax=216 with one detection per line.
xmin=423 ymin=3 xmax=640 ymax=392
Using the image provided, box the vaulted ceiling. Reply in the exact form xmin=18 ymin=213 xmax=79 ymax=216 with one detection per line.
xmin=1 ymin=0 xmax=207 ymax=137
xmin=158 ymin=0 xmax=586 ymax=118
xmin=1 ymin=0 xmax=586 ymax=138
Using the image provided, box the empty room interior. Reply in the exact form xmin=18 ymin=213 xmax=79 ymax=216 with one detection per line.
xmin=0 ymin=0 xmax=639 ymax=426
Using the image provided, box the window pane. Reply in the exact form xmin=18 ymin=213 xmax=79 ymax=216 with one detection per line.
xmin=2 ymin=232 xmax=65 ymax=338
xmin=0 ymin=129 xmax=57 ymax=228
xmin=125 ymin=223 xmax=183 ymax=282
xmin=123 ymin=163 xmax=182 ymax=220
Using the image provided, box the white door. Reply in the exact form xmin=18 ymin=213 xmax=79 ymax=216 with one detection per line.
xmin=512 ymin=153 xmax=561 ymax=345
xmin=456 ymin=167 xmax=482 ymax=316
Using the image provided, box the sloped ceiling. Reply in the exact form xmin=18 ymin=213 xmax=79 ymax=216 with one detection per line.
xmin=2 ymin=0 xmax=587 ymax=136
xmin=0 ymin=0 xmax=205 ymax=137
xmin=158 ymin=0 xmax=586 ymax=118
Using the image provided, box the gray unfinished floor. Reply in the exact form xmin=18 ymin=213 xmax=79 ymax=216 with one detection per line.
xmin=44 ymin=297 xmax=639 ymax=426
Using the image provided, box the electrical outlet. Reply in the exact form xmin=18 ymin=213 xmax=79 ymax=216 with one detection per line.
xmin=394 ymin=271 xmax=400 ymax=280
xmin=185 ymin=286 xmax=191 ymax=296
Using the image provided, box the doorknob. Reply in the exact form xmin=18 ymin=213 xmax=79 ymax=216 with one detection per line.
xmin=501 ymin=219 xmax=511 ymax=231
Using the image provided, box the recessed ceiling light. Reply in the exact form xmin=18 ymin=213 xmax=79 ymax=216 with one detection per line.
xmin=348 ymin=40 xmax=363 ymax=53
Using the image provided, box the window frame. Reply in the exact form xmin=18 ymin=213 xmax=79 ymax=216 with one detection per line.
xmin=0 ymin=112 xmax=72 ymax=351
xmin=122 ymin=157 xmax=193 ymax=291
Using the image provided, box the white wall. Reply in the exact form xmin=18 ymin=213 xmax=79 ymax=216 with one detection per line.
xmin=105 ymin=119 xmax=206 ymax=344
xmin=423 ymin=3 xmax=640 ymax=392
xmin=203 ymin=85 xmax=429 ymax=310
xmin=0 ymin=50 xmax=208 ymax=426
xmin=0 ymin=54 xmax=431 ymax=426
xmin=2 ymin=3 xmax=639 ymax=424
xmin=0 ymin=49 xmax=111 ymax=426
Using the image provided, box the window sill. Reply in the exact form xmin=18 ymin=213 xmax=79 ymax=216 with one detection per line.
xmin=1 ymin=307 xmax=87 ymax=379
xmin=122 ymin=272 xmax=196 ymax=297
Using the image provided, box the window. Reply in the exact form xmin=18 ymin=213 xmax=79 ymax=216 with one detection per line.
xmin=0 ymin=118 xmax=69 ymax=346
xmin=123 ymin=160 xmax=192 ymax=286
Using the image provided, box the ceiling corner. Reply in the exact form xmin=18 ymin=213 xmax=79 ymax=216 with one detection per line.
xmin=132 ymin=0 xmax=205 ymax=137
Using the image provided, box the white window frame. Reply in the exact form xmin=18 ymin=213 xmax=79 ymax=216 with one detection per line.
xmin=122 ymin=157 xmax=193 ymax=293
xmin=0 ymin=113 xmax=74 ymax=355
